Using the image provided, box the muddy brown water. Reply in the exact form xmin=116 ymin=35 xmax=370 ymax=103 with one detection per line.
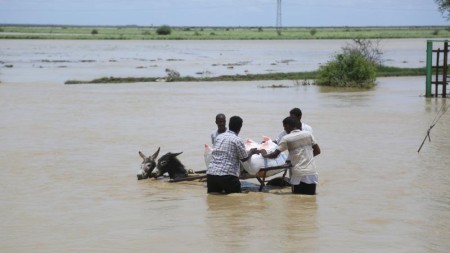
xmin=1 ymin=39 xmax=449 ymax=252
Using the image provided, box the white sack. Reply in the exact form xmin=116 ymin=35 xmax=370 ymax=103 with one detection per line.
xmin=204 ymin=136 xmax=287 ymax=176
xmin=241 ymin=137 xmax=288 ymax=176
xmin=204 ymin=144 xmax=213 ymax=168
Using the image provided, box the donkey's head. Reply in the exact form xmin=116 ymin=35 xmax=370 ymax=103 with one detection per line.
xmin=151 ymin=152 xmax=187 ymax=180
xmin=137 ymin=147 xmax=160 ymax=180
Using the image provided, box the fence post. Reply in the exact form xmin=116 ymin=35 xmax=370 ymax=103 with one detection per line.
xmin=426 ymin=40 xmax=433 ymax=97
xmin=443 ymin=41 xmax=448 ymax=98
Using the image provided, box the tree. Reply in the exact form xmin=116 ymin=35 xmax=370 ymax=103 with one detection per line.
xmin=435 ymin=0 xmax=450 ymax=20
xmin=156 ymin=25 xmax=171 ymax=35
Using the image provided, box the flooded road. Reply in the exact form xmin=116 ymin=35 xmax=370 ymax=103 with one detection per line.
xmin=1 ymin=40 xmax=449 ymax=253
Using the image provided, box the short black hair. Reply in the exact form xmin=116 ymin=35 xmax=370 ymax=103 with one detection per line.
xmin=282 ymin=116 xmax=297 ymax=128
xmin=289 ymin=108 xmax=302 ymax=119
xmin=215 ymin=113 xmax=226 ymax=120
xmin=229 ymin=116 xmax=243 ymax=132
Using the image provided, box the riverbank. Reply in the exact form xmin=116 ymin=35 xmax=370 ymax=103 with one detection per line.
xmin=1 ymin=25 xmax=449 ymax=40
xmin=65 ymin=66 xmax=425 ymax=84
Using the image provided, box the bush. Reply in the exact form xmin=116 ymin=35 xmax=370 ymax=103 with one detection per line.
xmin=342 ymin=38 xmax=383 ymax=66
xmin=91 ymin=29 xmax=98 ymax=35
xmin=316 ymin=51 xmax=376 ymax=88
xmin=310 ymin=29 xmax=317 ymax=36
xmin=156 ymin=25 xmax=171 ymax=35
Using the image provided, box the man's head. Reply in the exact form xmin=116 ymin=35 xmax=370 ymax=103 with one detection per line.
xmin=289 ymin=108 xmax=302 ymax=120
xmin=289 ymin=108 xmax=302 ymax=128
xmin=282 ymin=116 xmax=297 ymax=134
xmin=229 ymin=116 xmax=243 ymax=134
xmin=215 ymin=113 xmax=226 ymax=133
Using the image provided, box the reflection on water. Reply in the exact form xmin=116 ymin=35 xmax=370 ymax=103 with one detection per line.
xmin=205 ymin=193 xmax=319 ymax=253
xmin=1 ymin=40 xmax=450 ymax=253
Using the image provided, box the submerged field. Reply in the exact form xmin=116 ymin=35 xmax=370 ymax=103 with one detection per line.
xmin=0 ymin=25 xmax=449 ymax=40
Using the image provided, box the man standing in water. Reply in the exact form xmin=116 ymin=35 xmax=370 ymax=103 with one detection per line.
xmin=207 ymin=116 xmax=259 ymax=194
xmin=211 ymin=113 xmax=226 ymax=145
xmin=262 ymin=116 xmax=321 ymax=195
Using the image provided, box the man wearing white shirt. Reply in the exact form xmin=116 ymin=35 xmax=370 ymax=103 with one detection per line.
xmin=274 ymin=107 xmax=312 ymax=144
xmin=211 ymin=113 xmax=226 ymax=145
xmin=262 ymin=116 xmax=321 ymax=195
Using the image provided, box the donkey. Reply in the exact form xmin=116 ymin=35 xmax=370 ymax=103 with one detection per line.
xmin=137 ymin=147 xmax=160 ymax=180
xmin=151 ymin=152 xmax=188 ymax=180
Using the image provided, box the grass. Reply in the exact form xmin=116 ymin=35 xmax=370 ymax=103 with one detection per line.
xmin=64 ymin=66 xmax=425 ymax=84
xmin=376 ymin=66 xmax=426 ymax=77
xmin=1 ymin=25 xmax=450 ymax=40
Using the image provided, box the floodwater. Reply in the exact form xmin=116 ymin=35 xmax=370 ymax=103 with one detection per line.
xmin=1 ymin=39 xmax=449 ymax=253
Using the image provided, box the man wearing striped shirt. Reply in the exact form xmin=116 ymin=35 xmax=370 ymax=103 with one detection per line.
xmin=262 ymin=116 xmax=321 ymax=195
xmin=207 ymin=116 xmax=259 ymax=194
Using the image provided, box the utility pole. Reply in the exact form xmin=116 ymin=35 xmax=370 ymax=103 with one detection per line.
xmin=276 ymin=0 xmax=282 ymax=35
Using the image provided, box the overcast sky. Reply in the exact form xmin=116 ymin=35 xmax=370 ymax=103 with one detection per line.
xmin=0 ymin=0 xmax=448 ymax=27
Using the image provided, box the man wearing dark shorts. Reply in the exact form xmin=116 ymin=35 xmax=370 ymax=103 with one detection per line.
xmin=206 ymin=116 xmax=258 ymax=194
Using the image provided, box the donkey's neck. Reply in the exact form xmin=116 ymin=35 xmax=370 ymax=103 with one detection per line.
xmin=168 ymin=161 xmax=187 ymax=179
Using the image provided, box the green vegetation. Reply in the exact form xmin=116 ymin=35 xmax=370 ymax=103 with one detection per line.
xmin=376 ymin=66 xmax=426 ymax=77
xmin=64 ymin=66 xmax=425 ymax=85
xmin=65 ymin=76 xmax=160 ymax=84
xmin=435 ymin=0 xmax=450 ymax=20
xmin=316 ymin=52 xmax=377 ymax=88
xmin=0 ymin=25 xmax=449 ymax=40
xmin=156 ymin=25 xmax=172 ymax=35
xmin=316 ymin=38 xmax=382 ymax=88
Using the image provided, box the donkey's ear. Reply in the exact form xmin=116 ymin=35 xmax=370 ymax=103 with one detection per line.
xmin=170 ymin=152 xmax=183 ymax=157
xmin=139 ymin=151 xmax=146 ymax=160
xmin=150 ymin=147 xmax=161 ymax=160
